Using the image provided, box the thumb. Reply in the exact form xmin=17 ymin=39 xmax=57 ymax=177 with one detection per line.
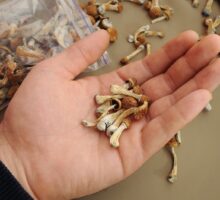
xmin=38 ymin=30 xmax=110 ymax=79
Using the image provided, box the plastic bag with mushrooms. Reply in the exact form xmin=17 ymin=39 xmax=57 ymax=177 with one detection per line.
xmin=0 ymin=0 xmax=111 ymax=111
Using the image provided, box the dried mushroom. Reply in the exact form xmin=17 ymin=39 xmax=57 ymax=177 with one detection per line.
xmin=0 ymin=5 xmax=83 ymax=111
xmin=202 ymin=0 xmax=213 ymax=17
xmin=82 ymin=78 xmax=149 ymax=148
xmin=82 ymin=0 xmax=123 ymax=43
xmin=123 ymin=24 xmax=164 ymax=65
xmin=166 ymin=131 xmax=181 ymax=183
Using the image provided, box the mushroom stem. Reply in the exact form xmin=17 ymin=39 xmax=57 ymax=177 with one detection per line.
xmin=123 ymin=0 xmax=145 ymax=5
xmin=213 ymin=16 xmax=220 ymax=29
xmin=110 ymin=84 xmax=143 ymax=101
xmin=204 ymin=18 xmax=214 ymax=34
xmin=82 ymin=104 xmax=116 ymax=127
xmin=120 ymin=44 xmax=146 ymax=65
xmin=167 ymin=146 xmax=178 ymax=183
xmin=122 ymin=78 xmax=137 ymax=90
xmin=97 ymin=109 xmax=124 ymax=132
xmin=96 ymin=101 xmax=111 ymax=114
xmin=202 ymin=0 xmax=213 ymax=17
xmin=151 ymin=8 xmax=173 ymax=24
xmin=175 ymin=130 xmax=182 ymax=145
xmin=145 ymin=30 xmax=164 ymax=38
xmin=152 ymin=0 xmax=160 ymax=7
xmin=110 ymin=118 xmax=131 ymax=147
xmin=204 ymin=16 xmax=220 ymax=35
xmin=151 ymin=15 xmax=166 ymax=24
xmin=134 ymin=25 xmax=150 ymax=45
xmin=95 ymin=94 xmax=123 ymax=104
xmin=146 ymin=43 xmax=152 ymax=56
xmin=107 ymin=101 xmax=148 ymax=135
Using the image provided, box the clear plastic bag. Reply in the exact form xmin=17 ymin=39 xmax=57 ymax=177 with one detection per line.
xmin=0 ymin=0 xmax=111 ymax=111
xmin=0 ymin=0 xmax=110 ymax=71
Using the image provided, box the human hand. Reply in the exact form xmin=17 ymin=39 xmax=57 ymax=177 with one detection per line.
xmin=0 ymin=30 xmax=219 ymax=200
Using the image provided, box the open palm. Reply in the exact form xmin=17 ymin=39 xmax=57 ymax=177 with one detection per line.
xmin=1 ymin=30 xmax=219 ymax=200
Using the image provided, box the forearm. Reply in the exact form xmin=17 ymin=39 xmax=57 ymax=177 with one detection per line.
xmin=0 ymin=124 xmax=36 ymax=200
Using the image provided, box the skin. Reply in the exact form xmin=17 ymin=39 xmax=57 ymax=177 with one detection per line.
xmin=0 ymin=30 xmax=220 ymax=199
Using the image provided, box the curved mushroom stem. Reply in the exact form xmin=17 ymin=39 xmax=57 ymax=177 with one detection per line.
xmin=110 ymin=84 xmax=143 ymax=101
xmin=96 ymin=101 xmax=111 ymax=114
xmin=167 ymin=146 xmax=178 ymax=183
xmin=120 ymin=44 xmax=146 ymax=65
xmin=110 ymin=118 xmax=131 ymax=147
xmin=123 ymin=78 xmax=137 ymax=90
xmin=82 ymin=104 xmax=117 ymax=127
xmin=96 ymin=109 xmax=124 ymax=132
xmin=204 ymin=16 xmax=220 ymax=35
xmin=145 ymin=30 xmax=164 ymax=38
xmin=202 ymin=0 xmax=213 ymax=17
xmin=213 ymin=16 xmax=220 ymax=29
xmin=175 ymin=130 xmax=182 ymax=145
xmin=134 ymin=25 xmax=150 ymax=45
xmin=107 ymin=101 xmax=148 ymax=135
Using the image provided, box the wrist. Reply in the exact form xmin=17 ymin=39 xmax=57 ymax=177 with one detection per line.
xmin=0 ymin=122 xmax=37 ymax=199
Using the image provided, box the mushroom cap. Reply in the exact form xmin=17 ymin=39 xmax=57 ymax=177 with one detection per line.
xmin=133 ymin=109 xmax=147 ymax=120
xmin=204 ymin=17 xmax=213 ymax=26
xmin=86 ymin=5 xmax=98 ymax=17
xmin=122 ymin=96 xmax=138 ymax=109
xmin=107 ymin=27 xmax=118 ymax=43
xmin=167 ymin=137 xmax=179 ymax=147
xmin=149 ymin=6 xmax=162 ymax=18
xmin=140 ymin=95 xmax=149 ymax=103
xmin=133 ymin=100 xmax=148 ymax=119
xmin=120 ymin=57 xmax=129 ymax=65
xmin=133 ymin=85 xmax=143 ymax=94
xmin=111 ymin=98 xmax=122 ymax=110
xmin=118 ymin=3 xmax=124 ymax=13
xmin=144 ymin=1 xmax=152 ymax=11
xmin=136 ymin=35 xmax=147 ymax=45
xmin=125 ymin=78 xmax=137 ymax=89
xmin=202 ymin=8 xmax=211 ymax=17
